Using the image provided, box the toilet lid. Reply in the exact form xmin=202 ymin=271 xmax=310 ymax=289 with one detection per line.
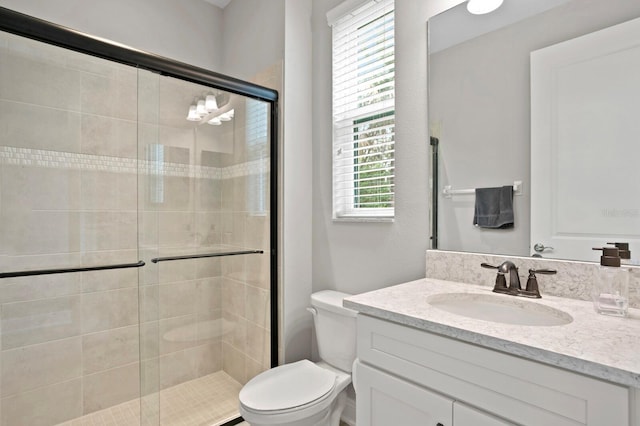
xmin=239 ymin=360 xmax=336 ymax=412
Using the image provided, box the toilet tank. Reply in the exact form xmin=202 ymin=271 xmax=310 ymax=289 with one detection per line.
xmin=310 ymin=290 xmax=358 ymax=372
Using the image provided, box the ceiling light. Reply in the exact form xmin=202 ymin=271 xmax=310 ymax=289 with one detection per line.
xmin=186 ymin=105 xmax=201 ymax=121
xmin=205 ymin=95 xmax=218 ymax=112
xmin=467 ymin=0 xmax=504 ymax=15
xmin=196 ymin=100 xmax=207 ymax=116
xmin=207 ymin=117 xmax=222 ymax=126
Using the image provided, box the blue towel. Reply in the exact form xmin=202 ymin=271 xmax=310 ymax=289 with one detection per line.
xmin=473 ymin=186 xmax=514 ymax=229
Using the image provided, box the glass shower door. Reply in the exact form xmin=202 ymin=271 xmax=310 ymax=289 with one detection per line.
xmin=0 ymin=29 xmax=143 ymax=425
xmin=0 ymin=8 xmax=277 ymax=425
xmin=138 ymin=71 xmax=273 ymax=426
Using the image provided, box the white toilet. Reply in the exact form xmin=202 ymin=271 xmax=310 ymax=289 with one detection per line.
xmin=239 ymin=290 xmax=357 ymax=426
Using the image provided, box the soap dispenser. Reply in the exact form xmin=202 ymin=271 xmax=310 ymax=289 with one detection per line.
xmin=591 ymin=246 xmax=629 ymax=317
xmin=608 ymin=242 xmax=633 ymax=265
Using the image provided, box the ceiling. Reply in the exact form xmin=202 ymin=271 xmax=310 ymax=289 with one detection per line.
xmin=203 ymin=0 xmax=232 ymax=9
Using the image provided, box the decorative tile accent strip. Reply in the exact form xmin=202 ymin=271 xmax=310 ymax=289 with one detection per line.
xmin=0 ymin=146 xmax=269 ymax=179
xmin=425 ymin=249 xmax=640 ymax=309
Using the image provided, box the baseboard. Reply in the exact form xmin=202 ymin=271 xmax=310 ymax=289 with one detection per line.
xmin=341 ymin=395 xmax=356 ymax=426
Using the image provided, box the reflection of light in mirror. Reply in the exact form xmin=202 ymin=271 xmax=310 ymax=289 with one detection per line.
xmin=467 ymin=0 xmax=504 ymax=15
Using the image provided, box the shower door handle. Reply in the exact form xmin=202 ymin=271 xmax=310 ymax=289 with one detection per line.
xmin=0 ymin=260 xmax=146 ymax=278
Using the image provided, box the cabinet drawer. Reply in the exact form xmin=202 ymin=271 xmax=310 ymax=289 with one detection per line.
xmin=356 ymin=361 xmax=453 ymax=426
xmin=357 ymin=315 xmax=629 ymax=426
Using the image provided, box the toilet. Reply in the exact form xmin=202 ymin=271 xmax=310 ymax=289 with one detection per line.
xmin=239 ymin=290 xmax=357 ymax=426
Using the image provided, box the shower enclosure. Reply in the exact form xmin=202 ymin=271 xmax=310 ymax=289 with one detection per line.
xmin=0 ymin=7 xmax=277 ymax=426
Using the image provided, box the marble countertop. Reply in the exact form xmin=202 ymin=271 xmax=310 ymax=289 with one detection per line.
xmin=344 ymin=278 xmax=640 ymax=388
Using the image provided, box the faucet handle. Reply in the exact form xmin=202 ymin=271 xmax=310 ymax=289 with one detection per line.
xmin=521 ymin=268 xmax=556 ymax=298
xmin=530 ymin=268 xmax=557 ymax=275
xmin=480 ymin=262 xmax=499 ymax=269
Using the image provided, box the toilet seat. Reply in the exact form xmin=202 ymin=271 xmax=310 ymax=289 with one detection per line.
xmin=239 ymin=360 xmax=337 ymax=414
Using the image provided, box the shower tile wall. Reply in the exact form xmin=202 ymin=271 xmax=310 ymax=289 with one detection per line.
xmin=0 ymin=31 xmax=273 ymax=426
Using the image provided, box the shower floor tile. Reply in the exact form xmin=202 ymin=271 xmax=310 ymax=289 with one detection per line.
xmin=56 ymin=371 xmax=242 ymax=426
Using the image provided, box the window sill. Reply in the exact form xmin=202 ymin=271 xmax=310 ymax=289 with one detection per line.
xmin=332 ymin=216 xmax=395 ymax=223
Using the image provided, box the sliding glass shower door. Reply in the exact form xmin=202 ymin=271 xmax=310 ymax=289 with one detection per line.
xmin=0 ymin=7 xmax=277 ymax=426
xmin=0 ymin=28 xmax=144 ymax=426
xmin=137 ymin=72 xmax=273 ymax=426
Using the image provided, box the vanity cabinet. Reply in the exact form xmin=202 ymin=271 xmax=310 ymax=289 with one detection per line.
xmin=357 ymin=361 xmax=510 ymax=425
xmin=355 ymin=315 xmax=630 ymax=426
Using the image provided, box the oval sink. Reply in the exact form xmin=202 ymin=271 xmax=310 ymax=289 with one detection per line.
xmin=427 ymin=293 xmax=573 ymax=326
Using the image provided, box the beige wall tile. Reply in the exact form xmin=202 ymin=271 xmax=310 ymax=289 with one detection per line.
xmin=159 ymin=349 xmax=197 ymax=389
xmin=159 ymin=315 xmax=199 ymax=355
xmin=197 ymin=177 xmax=223 ymax=211
xmin=139 ymin=284 xmax=160 ymax=323
xmin=245 ymin=356 xmax=268 ymax=384
xmin=196 ymin=312 xmax=223 ymax=345
xmin=221 ymin=256 xmax=246 ymax=284
xmin=196 ymin=277 xmax=222 ymax=315
xmin=81 ymin=288 xmax=138 ymax=334
xmin=246 ymin=286 xmax=270 ymax=330
xmin=80 ymin=72 xmax=137 ymax=121
xmin=1 ymin=161 xmax=81 ymax=211
xmin=80 ymin=170 xmax=137 ymax=211
xmin=0 ymin=52 xmax=81 ymax=112
xmin=245 ymin=322 xmax=270 ymax=367
xmin=82 ymin=362 xmax=140 ymax=414
xmin=140 ymin=321 xmax=159 ymax=361
xmin=245 ymin=253 xmax=270 ymax=290
xmin=79 ymin=212 xmax=137 ymax=252
xmin=222 ymin=311 xmax=246 ymax=353
xmin=222 ymin=342 xmax=246 ymax=385
xmin=159 ymin=280 xmax=196 ymax=319
xmin=221 ymin=276 xmax=245 ymax=316
xmin=158 ymin=211 xmax=196 ymax=248
xmin=0 ymin=273 xmax=81 ymax=304
xmin=2 ymin=210 xmax=81 ymax=256
xmin=82 ymin=325 xmax=139 ymax=375
xmin=158 ymin=258 xmax=197 ymax=284
xmin=1 ymin=295 xmax=82 ymax=349
xmin=140 ymin=358 xmax=160 ymax=397
xmin=80 ymin=114 xmax=137 ymax=159
xmin=82 ymin=267 xmax=138 ymax=293
xmin=2 ymin=337 xmax=82 ymax=395
xmin=196 ymin=256 xmax=222 ymax=279
xmin=193 ymin=342 xmax=223 ymax=377
xmin=1 ymin=378 xmax=82 ymax=426
xmin=245 ymin=213 xmax=269 ymax=251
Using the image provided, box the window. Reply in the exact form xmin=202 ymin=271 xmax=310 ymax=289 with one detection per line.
xmin=329 ymin=0 xmax=395 ymax=219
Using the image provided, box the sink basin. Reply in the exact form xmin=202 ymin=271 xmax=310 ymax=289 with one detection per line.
xmin=427 ymin=293 xmax=573 ymax=326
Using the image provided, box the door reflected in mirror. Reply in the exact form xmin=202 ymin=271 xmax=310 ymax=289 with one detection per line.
xmin=428 ymin=0 xmax=640 ymax=263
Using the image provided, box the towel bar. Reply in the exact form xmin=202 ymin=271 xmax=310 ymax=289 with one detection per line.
xmin=443 ymin=180 xmax=522 ymax=198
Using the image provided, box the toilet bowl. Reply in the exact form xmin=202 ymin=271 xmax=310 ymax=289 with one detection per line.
xmin=239 ymin=291 xmax=357 ymax=426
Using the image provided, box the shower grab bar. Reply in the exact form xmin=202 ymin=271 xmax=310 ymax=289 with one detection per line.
xmin=442 ymin=180 xmax=522 ymax=198
xmin=151 ymin=250 xmax=264 ymax=263
xmin=0 ymin=260 xmax=146 ymax=278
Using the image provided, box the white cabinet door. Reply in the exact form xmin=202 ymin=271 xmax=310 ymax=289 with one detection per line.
xmin=453 ymin=402 xmax=514 ymax=426
xmin=356 ymin=361 xmax=453 ymax=426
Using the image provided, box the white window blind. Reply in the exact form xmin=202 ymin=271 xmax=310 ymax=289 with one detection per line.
xmin=331 ymin=0 xmax=395 ymax=219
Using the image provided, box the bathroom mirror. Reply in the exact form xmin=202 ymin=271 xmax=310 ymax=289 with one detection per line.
xmin=428 ymin=0 xmax=640 ymax=263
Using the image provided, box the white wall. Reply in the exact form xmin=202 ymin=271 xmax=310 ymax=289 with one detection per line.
xmin=282 ymin=0 xmax=314 ymax=363
xmin=311 ymin=0 xmax=464 ymax=296
xmin=0 ymin=0 xmax=224 ymax=71
xmin=222 ymin=0 xmax=285 ymax=81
